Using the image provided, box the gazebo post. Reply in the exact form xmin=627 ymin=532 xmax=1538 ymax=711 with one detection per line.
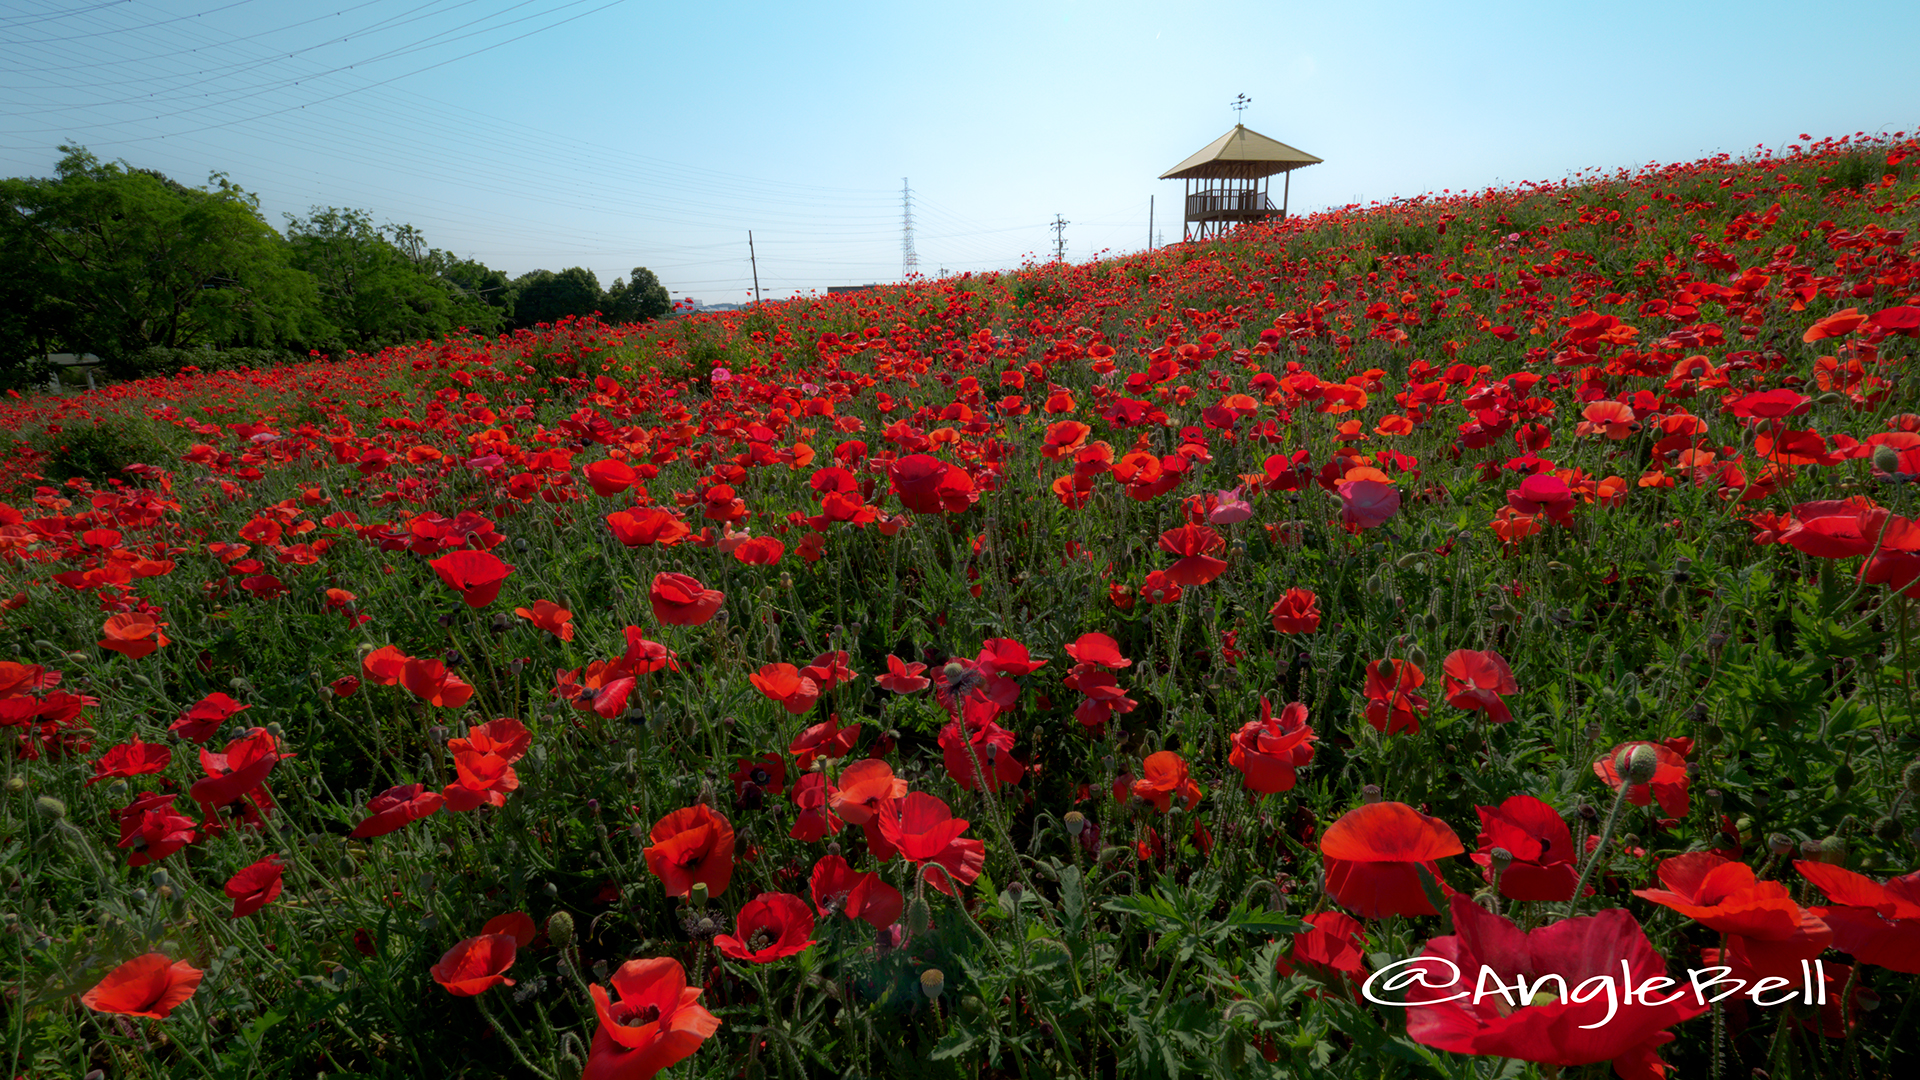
xmin=1284 ymin=171 xmax=1290 ymax=220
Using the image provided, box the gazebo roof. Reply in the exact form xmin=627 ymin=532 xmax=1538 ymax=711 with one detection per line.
xmin=1159 ymin=124 xmax=1323 ymax=181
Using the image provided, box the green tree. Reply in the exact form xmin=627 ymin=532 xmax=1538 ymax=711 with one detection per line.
xmin=509 ymin=266 xmax=602 ymax=328
xmin=0 ymin=146 xmax=320 ymax=367
xmin=283 ymin=207 xmax=503 ymax=353
xmin=603 ymin=266 xmax=671 ymax=325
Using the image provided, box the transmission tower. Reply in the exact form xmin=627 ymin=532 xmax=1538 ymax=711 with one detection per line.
xmin=901 ymin=178 xmax=919 ymax=279
xmin=1051 ymin=214 xmax=1069 ymax=262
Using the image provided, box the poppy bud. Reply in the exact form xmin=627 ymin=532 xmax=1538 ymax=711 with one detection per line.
xmin=1874 ymin=816 xmax=1904 ymax=843
xmin=1873 ymin=445 xmax=1902 ymax=475
xmin=1622 ymin=744 xmax=1659 ymax=784
xmin=1751 ymin=790 xmax=1770 ymax=810
xmin=1361 ymin=784 xmax=1382 ymax=804
xmin=1394 ymin=552 xmax=1427 ymax=570
xmin=4 ymin=777 xmax=22 ymax=794
xmin=919 ymin=968 xmax=945 ymax=1002
xmin=1814 ymin=391 xmax=1847 ymax=407
xmin=547 ymin=911 xmax=574 ymax=948
xmin=907 ymin=896 xmax=932 ymax=934
xmin=1702 ymin=725 xmax=1723 ymax=745
xmin=1407 ymin=645 xmax=1428 ymax=668
xmin=1903 ymin=760 xmax=1920 ymax=795
xmin=1063 ymin=811 xmax=1086 ymax=837
xmin=1577 ymin=802 xmax=1598 ymax=822
xmin=1421 ymin=611 xmax=1440 ymax=632
xmin=1817 ymin=835 xmax=1847 ymax=865
xmin=33 ymin=796 xmax=65 ymax=820
xmin=1834 ymin=764 xmax=1855 ymax=792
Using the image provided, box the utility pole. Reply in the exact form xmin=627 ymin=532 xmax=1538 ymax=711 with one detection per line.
xmin=901 ymin=178 xmax=919 ymax=279
xmin=1148 ymin=196 xmax=1154 ymax=251
xmin=1051 ymin=214 xmax=1069 ymax=262
xmin=748 ymin=230 xmax=761 ymax=306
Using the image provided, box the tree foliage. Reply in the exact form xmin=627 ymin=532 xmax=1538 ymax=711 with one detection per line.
xmin=282 ymin=207 xmax=504 ymax=354
xmin=0 ymin=147 xmax=319 ymax=365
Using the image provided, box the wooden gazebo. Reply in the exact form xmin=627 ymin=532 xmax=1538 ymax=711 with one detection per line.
xmin=1160 ymin=125 xmax=1322 ymax=241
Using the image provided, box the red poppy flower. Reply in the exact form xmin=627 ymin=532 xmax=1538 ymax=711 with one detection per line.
xmin=81 ymin=953 xmax=205 ymax=1019
xmin=889 ymin=453 xmax=977 ymax=514
xmin=714 ymin=892 xmax=817 ymax=963
xmin=749 ymin=663 xmax=819 ymax=714
xmin=1594 ymin=739 xmax=1691 ymax=818
xmin=1139 ymin=570 xmax=1183 ymax=605
xmin=1403 ymin=895 xmax=1708 ymax=1078
xmin=875 ymin=654 xmax=930 ymax=693
xmin=99 ymin=612 xmax=169 ymax=660
xmin=514 ymin=599 xmax=575 ymax=641
xmin=448 ymin=717 xmax=531 ymax=763
xmin=728 ymin=753 xmax=786 ymax=803
xmin=810 ymin=853 xmax=903 ymax=930
xmin=875 ymin=792 xmax=984 ymax=896
xmin=1796 ymin=861 xmax=1920 ymax=973
xmin=443 ymin=748 xmax=520 ymax=812
xmin=328 ymin=675 xmax=361 ymax=698
xmin=1131 ymin=751 xmax=1203 ymax=813
xmin=1276 ymin=910 xmax=1369 ymax=985
xmin=169 ymin=691 xmax=250 ymax=743
xmin=431 ymin=550 xmax=514 ymax=608
xmin=1320 ymin=801 xmax=1464 ymax=918
xmin=649 ymin=572 xmax=724 ymax=627
xmin=351 ymin=783 xmax=446 ymax=838
xmin=800 ymin=649 xmax=859 ymax=692
xmin=788 ymin=713 xmax=860 ymax=769
xmin=1064 ymin=632 xmax=1129 ymax=669
xmin=189 ymin=728 xmax=280 ymax=812
xmin=224 ymin=855 xmax=284 ymax=918
xmin=1441 ymin=649 xmax=1519 ymax=724
xmin=939 ymin=715 xmax=1024 ymax=792
xmin=482 ymin=911 xmax=538 ymax=948
xmin=583 ymin=457 xmax=637 ymax=496
xmin=606 ymin=507 xmax=691 ymax=547
xmin=116 ymin=792 xmax=198 ymax=867
xmin=400 ymin=658 xmax=474 ymax=709
xmin=1634 ymin=852 xmax=1831 ymax=980
xmin=87 ymin=737 xmax=172 ymax=785
xmin=585 ymin=957 xmax=721 ymax=1080
xmin=1228 ymin=697 xmax=1316 ymax=795
xmin=787 ymin=771 xmax=843 ymax=842
xmin=643 ymin=805 xmax=736 ymax=899
xmin=1158 ymin=523 xmax=1227 ymax=586
xmin=732 ymin=535 xmax=785 ymax=564
xmin=1470 ymin=795 xmax=1583 ymax=902
xmin=361 ymin=645 xmax=410 ymax=686
xmin=1362 ymin=659 xmax=1430 ymax=736
xmin=430 ymin=934 xmax=517 ymax=996
xmin=828 ymin=759 xmax=907 ymax=826
xmin=1268 ymin=588 xmax=1321 ymax=634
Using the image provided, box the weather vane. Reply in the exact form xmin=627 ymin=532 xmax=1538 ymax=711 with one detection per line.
xmin=1232 ymin=93 xmax=1252 ymax=119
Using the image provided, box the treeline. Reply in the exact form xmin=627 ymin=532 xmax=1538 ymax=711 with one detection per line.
xmin=0 ymin=146 xmax=670 ymax=386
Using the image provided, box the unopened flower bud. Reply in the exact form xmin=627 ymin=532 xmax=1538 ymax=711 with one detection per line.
xmin=1817 ymin=835 xmax=1847 ymax=865
xmin=1903 ymin=759 xmax=1920 ymax=795
xmin=1622 ymin=745 xmax=1659 ymax=784
xmin=546 ymin=911 xmax=575 ymax=949
xmin=33 ymin=796 xmax=65 ymax=820
xmin=1874 ymin=445 xmax=1901 ymax=475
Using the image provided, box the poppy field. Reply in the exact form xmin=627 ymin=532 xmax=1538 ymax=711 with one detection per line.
xmin=6 ymin=131 xmax=1920 ymax=1080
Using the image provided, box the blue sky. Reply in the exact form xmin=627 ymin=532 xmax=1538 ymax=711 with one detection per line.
xmin=3 ymin=0 xmax=1915 ymax=304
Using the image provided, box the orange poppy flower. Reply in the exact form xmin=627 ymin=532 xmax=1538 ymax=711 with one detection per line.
xmin=1132 ymin=751 xmax=1203 ymax=813
xmin=430 ymin=934 xmax=518 ymax=996
xmin=514 ymin=599 xmax=575 ymax=641
xmin=827 ymin=759 xmax=907 ymax=826
xmin=81 ymin=953 xmax=204 ymax=1019
xmin=99 ymin=613 xmax=169 ymax=660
